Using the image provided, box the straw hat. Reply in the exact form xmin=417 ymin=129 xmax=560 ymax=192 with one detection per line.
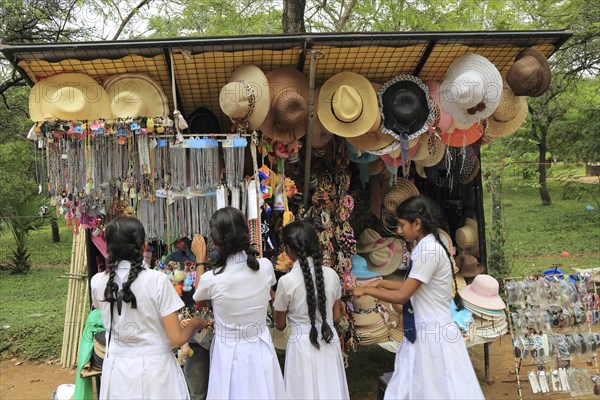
xmin=311 ymin=88 xmax=334 ymax=148
xmin=346 ymin=83 xmax=396 ymax=152
xmin=459 ymin=274 xmax=506 ymax=310
xmin=220 ymin=65 xmax=270 ymax=130
xmin=29 ymin=73 xmax=113 ymax=121
xmin=318 ymin=72 xmax=379 ymax=138
xmin=353 ymin=293 xmax=377 ymax=311
xmin=485 ymin=82 xmax=528 ymax=138
xmin=456 ymin=253 xmax=484 ymax=278
xmin=356 ymin=228 xmax=394 ymax=253
xmin=260 ymin=68 xmax=309 ymax=142
xmin=506 ymin=47 xmax=551 ymax=97
xmin=440 ymin=54 xmax=503 ymax=126
xmin=103 ymin=73 xmax=169 ymax=119
xmin=456 ymin=218 xmax=479 ymax=251
xmin=380 ymin=140 xmax=421 ymax=167
xmin=366 ymin=238 xmax=407 ymax=276
xmin=414 ymin=134 xmax=447 ymax=167
xmin=187 ymin=107 xmax=220 ymax=134
xmin=351 ymin=254 xmax=382 ymax=280
xmin=379 ymin=75 xmax=433 ymax=142
xmin=415 ymin=162 xmax=427 ymax=179
xmin=463 ymin=300 xmax=507 ymax=317
xmin=383 ymin=178 xmax=420 ymax=212
xmin=437 ymin=228 xmax=455 ymax=257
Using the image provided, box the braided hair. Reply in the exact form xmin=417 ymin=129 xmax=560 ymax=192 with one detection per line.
xmin=282 ymin=221 xmax=334 ymax=349
xmin=103 ymin=216 xmax=146 ymax=310
xmin=209 ymin=207 xmax=259 ymax=275
xmin=396 ymin=196 xmax=464 ymax=310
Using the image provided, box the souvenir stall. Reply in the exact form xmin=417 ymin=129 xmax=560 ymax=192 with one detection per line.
xmin=3 ymin=30 xmax=574 ymax=382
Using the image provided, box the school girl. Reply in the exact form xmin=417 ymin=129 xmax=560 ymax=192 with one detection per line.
xmin=91 ymin=216 xmax=206 ymax=399
xmin=352 ymin=196 xmax=484 ymax=399
xmin=192 ymin=207 xmax=286 ymax=400
xmin=273 ymin=221 xmax=350 ymax=399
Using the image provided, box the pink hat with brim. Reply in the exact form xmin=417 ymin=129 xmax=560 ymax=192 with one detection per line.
xmin=459 ymin=274 xmax=506 ymax=310
xmin=425 ymin=80 xmax=452 ymax=136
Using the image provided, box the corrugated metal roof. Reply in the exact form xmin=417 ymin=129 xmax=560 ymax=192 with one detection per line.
xmin=1 ymin=30 xmax=572 ymax=129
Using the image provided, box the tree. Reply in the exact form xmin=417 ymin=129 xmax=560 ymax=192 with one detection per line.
xmin=282 ymin=0 xmax=306 ymax=33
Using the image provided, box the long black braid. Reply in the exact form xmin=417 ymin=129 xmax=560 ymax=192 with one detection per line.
xmin=209 ymin=207 xmax=259 ymax=275
xmin=103 ymin=217 xmax=146 ymax=310
xmin=283 ymin=221 xmax=334 ymax=349
xmin=396 ymin=196 xmax=464 ymax=310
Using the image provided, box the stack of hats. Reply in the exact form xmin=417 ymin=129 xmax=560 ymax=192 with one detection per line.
xmin=351 ymin=294 xmax=390 ymax=346
xmin=356 ymin=229 xmax=409 ymax=276
xmin=459 ymin=274 xmax=508 ymax=342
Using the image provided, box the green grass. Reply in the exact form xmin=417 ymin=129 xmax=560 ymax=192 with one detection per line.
xmin=0 ymin=223 xmax=73 ymax=266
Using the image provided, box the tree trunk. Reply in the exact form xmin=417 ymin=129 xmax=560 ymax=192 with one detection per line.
xmin=282 ymin=0 xmax=306 ymax=33
xmin=538 ymin=125 xmax=552 ymax=205
xmin=51 ymin=216 xmax=60 ymax=242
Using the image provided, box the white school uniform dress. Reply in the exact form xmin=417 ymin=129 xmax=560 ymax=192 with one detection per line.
xmin=91 ymin=261 xmax=189 ymax=400
xmin=193 ymin=252 xmax=286 ymax=400
xmin=384 ymin=234 xmax=484 ymax=400
xmin=273 ymin=257 xmax=350 ymax=400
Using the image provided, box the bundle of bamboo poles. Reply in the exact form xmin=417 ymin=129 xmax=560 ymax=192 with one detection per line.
xmin=60 ymin=231 xmax=89 ymax=369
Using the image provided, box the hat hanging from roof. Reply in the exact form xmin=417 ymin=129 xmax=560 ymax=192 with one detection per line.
xmin=379 ymin=75 xmax=433 ymax=143
xmin=318 ymin=72 xmax=379 ymax=138
xmin=485 ymin=81 xmax=528 ymax=138
xmin=383 ymin=177 xmax=420 ymax=213
xmin=506 ymin=47 xmax=551 ymax=97
xmin=380 ymin=140 xmax=421 ymax=167
xmin=29 ymin=73 xmax=113 ymax=121
xmin=440 ymin=54 xmax=503 ymax=126
xmin=459 ymin=274 xmax=506 ymax=310
xmin=425 ymin=80 xmax=452 ymax=137
xmin=311 ymin=88 xmax=334 ymax=148
xmin=260 ymin=67 xmax=309 ymax=142
xmin=456 ymin=217 xmax=479 ymax=251
xmin=424 ymin=146 xmax=477 ymax=189
xmin=187 ymin=107 xmax=220 ymax=134
xmin=346 ymin=83 xmax=396 ymax=152
xmin=440 ymin=122 xmax=485 ymax=147
xmin=413 ymin=133 xmax=447 ymax=168
xmin=219 ymin=65 xmax=270 ymax=130
xmin=461 ymin=158 xmax=480 ymax=185
xmin=103 ymin=73 xmax=169 ymax=119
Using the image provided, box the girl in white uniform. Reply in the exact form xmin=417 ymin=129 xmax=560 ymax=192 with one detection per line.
xmin=273 ymin=221 xmax=350 ymax=399
xmin=193 ymin=207 xmax=286 ymax=400
xmin=352 ymin=196 xmax=484 ymax=399
xmin=91 ymin=217 xmax=206 ymax=400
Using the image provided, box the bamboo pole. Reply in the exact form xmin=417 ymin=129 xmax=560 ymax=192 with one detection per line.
xmin=61 ymin=232 xmax=78 ymax=367
xmin=71 ymin=238 xmax=88 ymax=367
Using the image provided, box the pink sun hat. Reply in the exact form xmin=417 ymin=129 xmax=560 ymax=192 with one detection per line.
xmin=425 ymin=80 xmax=452 ymax=136
xmin=459 ymin=274 xmax=506 ymax=310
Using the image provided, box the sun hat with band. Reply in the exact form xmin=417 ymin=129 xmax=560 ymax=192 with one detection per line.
xmin=485 ymin=81 xmax=528 ymax=139
xmin=506 ymin=47 xmax=551 ymax=97
xmin=29 ymin=73 xmax=113 ymax=121
xmin=260 ymin=67 xmax=308 ymax=142
xmin=366 ymin=238 xmax=408 ymax=276
xmin=103 ymin=73 xmax=169 ymax=119
xmin=318 ymin=72 xmax=379 ymax=138
xmin=346 ymin=83 xmax=396 ymax=152
xmin=459 ymin=274 xmax=506 ymax=310
xmin=356 ymin=228 xmax=393 ymax=254
xmin=219 ymin=65 xmax=270 ymax=130
xmin=440 ymin=54 xmax=503 ymax=126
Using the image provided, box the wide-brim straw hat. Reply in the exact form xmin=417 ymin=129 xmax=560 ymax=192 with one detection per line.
xmin=366 ymin=238 xmax=407 ymax=276
xmin=440 ymin=54 xmax=503 ymax=126
xmin=356 ymin=228 xmax=394 ymax=253
xmin=456 ymin=253 xmax=485 ymax=278
xmin=461 ymin=158 xmax=481 ymax=185
xmin=103 ymin=73 xmax=169 ymax=119
xmin=187 ymin=107 xmax=220 ymax=134
xmin=311 ymin=88 xmax=335 ymax=148
xmin=353 ymin=293 xmax=377 ymax=311
xmin=506 ymin=47 xmax=551 ymax=97
xmin=459 ymin=274 xmax=505 ymax=311
xmin=456 ymin=217 xmax=479 ymax=251
xmin=414 ymin=134 xmax=447 ymax=167
xmin=220 ymin=65 xmax=270 ymax=130
xmin=383 ymin=177 xmax=420 ymax=212
xmin=346 ymin=83 xmax=396 ymax=152
xmin=425 ymin=80 xmax=452 ymax=136
xmin=29 ymin=73 xmax=113 ymax=121
xmin=353 ymin=311 xmax=384 ymax=327
xmin=380 ymin=139 xmax=421 ymax=166
xmin=486 ymin=81 xmax=528 ymax=138
xmin=463 ymin=300 xmax=507 ymax=317
xmin=439 ymin=122 xmax=484 ymax=147
xmin=261 ymin=67 xmax=309 ymax=142
xmin=379 ymin=75 xmax=433 ymax=142
xmin=318 ymin=72 xmax=379 ymax=138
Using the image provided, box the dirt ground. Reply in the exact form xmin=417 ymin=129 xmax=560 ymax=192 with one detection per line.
xmin=1 ymin=336 xmax=598 ymax=400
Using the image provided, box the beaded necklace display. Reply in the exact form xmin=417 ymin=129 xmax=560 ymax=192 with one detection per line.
xmin=222 ymin=136 xmax=247 ymax=188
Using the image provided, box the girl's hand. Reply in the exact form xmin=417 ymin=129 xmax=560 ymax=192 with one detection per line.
xmin=352 ymin=286 xmax=367 ymax=298
xmin=192 ymin=316 xmax=206 ymax=331
xmin=364 ymin=280 xmax=381 ymax=288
